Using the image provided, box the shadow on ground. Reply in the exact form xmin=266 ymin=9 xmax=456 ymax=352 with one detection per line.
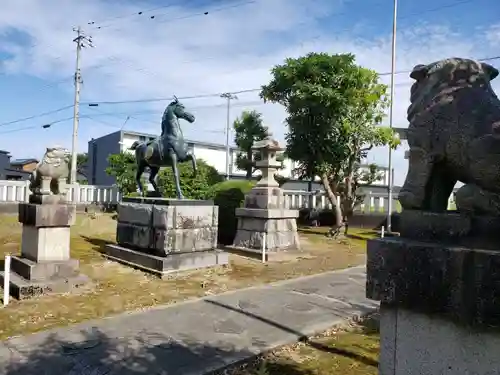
xmin=204 ymin=299 xmax=379 ymax=372
xmin=345 ymin=233 xmax=375 ymax=241
xmin=1 ymin=300 xmax=379 ymax=375
xmin=1 ymin=327 xmax=312 ymax=375
xmin=80 ymin=235 xmax=113 ymax=255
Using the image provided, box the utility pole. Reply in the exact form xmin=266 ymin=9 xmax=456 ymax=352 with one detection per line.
xmin=220 ymin=92 xmax=238 ymax=180
xmin=386 ymin=0 xmax=398 ymax=232
xmin=70 ymin=26 xmax=93 ymax=184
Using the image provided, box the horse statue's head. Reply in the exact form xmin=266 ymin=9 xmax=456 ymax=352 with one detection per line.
xmin=168 ymin=96 xmax=195 ymax=123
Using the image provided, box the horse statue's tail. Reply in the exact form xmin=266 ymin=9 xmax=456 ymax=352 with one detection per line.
xmin=129 ymin=141 xmax=141 ymax=150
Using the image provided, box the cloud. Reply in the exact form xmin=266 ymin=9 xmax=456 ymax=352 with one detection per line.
xmin=0 ymin=0 xmax=499 ymax=186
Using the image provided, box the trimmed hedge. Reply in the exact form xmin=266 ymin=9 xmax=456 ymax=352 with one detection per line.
xmin=208 ymin=180 xmax=255 ymax=245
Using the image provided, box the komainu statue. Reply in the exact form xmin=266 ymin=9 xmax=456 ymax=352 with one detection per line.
xmin=399 ymin=57 xmax=500 ymax=215
xmin=30 ymin=146 xmax=71 ymax=196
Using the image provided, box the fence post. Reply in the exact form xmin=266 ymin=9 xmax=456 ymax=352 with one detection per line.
xmin=3 ymin=254 xmax=11 ymax=307
xmin=262 ymin=232 xmax=267 ymax=263
xmin=73 ymin=183 xmax=80 ymax=204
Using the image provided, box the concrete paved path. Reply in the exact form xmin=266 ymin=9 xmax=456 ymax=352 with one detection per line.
xmin=0 ymin=265 xmax=377 ymax=375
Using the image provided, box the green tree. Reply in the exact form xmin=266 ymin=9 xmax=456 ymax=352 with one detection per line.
xmin=157 ymin=159 xmax=223 ymax=199
xmin=77 ymin=153 xmax=88 ymax=178
xmin=105 ymin=152 xmax=137 ymax=195
xmin=261 ymin=52 xmax=399 ymax=236
xmin=76 ymin=153 xmax=88 ymax=183
xmin=335 ymin=163 xmax=385 ymax=234
xmin=233 ymin=110 xmax=268 ymax=179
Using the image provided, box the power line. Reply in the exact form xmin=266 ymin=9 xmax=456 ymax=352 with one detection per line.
xmin=0 ymin=116 xmax=74 ymax=134
xmin=5 ymin=0 xmax=254 ymax=73
xmin=2 ymin=0 xmax=484 ymax=89
xmin=209 ymin=0 xmax=490 ymax=77
xmin=81 ymin=0 xmax=386 ymax=77
xmin=91 ymin=0 xmax=257 ymax=34
xmin=0 ymin=113 xmax=123 ymax=136
xmin=2 ymin=49 xmax=498 ymax=130
xmin=83 ymin=92 xmax=225 ymax=105
xmin=0 ymin=104 xmax=74 ymax=127
xmin=81 ymin=54 xmax=500 ymax=106
xmin=82 ymin=0 xmax=483 ymax=78
xmin=87 ymin=0 xmax=191 ymax=29
xmin=0 ymin=99 xmax=264 ymax=133
xmin=83 ymin=111 xmax=226 ymax=135
xmin=83 ymin=115 xmax=125 ymax=128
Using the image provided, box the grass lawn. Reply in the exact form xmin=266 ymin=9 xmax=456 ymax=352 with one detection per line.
xmin=0 ymin=214 xmax=376 ymax=340
xmin=220 ymin=315 xmax=380 ymax=375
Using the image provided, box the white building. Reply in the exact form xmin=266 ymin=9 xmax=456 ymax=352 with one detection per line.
xmin=87 ymin=130 xmax=391 ymax=191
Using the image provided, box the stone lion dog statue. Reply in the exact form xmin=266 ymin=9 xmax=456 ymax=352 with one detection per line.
xmin=399 ymin=57 xmax=500 ymax=215
xmin=30 ymin=146 xmax=71 ymax=196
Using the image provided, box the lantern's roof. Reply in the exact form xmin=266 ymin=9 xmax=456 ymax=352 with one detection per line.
xmin=252 ymin=131 xmax=283 ymax=151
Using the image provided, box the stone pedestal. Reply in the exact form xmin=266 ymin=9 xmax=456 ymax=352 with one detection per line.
xmin=0 ymin=200 xmax=88 ymax=300
xmin=367 ymin=210 xmax=500 ymax=375
xmin=233 ymin=203 xmax=300 ymax=251
xmin=228 ymin=133 xmax=300 ymax=259
xmin=103 ymin=197 xmax=228 ymax=277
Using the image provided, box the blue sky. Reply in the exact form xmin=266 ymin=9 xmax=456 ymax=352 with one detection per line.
xmin=0 ymin=0 xmax=499 ymax=185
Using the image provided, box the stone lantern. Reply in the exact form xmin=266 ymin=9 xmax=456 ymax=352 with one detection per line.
xmin=230 ymin=131 xmax=300 ymax=257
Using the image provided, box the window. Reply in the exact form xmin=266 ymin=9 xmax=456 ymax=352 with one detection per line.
xmin=139 ymin=136 xmax=146 ymax=142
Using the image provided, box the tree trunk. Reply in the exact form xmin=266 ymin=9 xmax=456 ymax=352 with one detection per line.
xmin=321 ymin=173 xmax=343 ymax=237
xmin=245 ymin=150 xmax=253 ymax=179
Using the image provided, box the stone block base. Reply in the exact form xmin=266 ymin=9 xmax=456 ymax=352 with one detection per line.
xmin=116 ymin=223 xmax=217 ymax=256
xmin=21 ymin=226 xmax=71 ymax=262
xmin=116 ymin=198 xmax=218 ymax=255
xmin=103 ymin=244 xmax=229 ymax=278
xmin=18 ymin=202 xmax=75 ymax=227
xmin=379 ymin=303 xmax=500 ymax=375
xmin=1 ymin=254 xmax=88 ymax=300
xmin=396 ymin=210 xmax=500 ymax=250
xmin=0 ymin=269 xmax=89 ymax=300
xmin=232 ymin=208 xmax=300 ymax=251
xmin=10 ymin=255 xmax=79 ymax=281
xmin=368 ymin=211 xmax=500 ymax=374
xmin=367 ymin=236 xmax=500 ymax=326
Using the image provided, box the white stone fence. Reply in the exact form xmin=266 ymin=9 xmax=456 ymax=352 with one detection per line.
xmin=282 ymin=190 xmax=456 ymax=213
xmin=0 ymin=180 xmax=455 ymax=212
xmin=0 ymin=180 xmax=120 ymax=205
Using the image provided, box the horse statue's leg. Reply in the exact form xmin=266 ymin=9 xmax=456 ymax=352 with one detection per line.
xmin=136 ymin=160 xmax=146 ymax=196
xmin=149 ymin=166 xmax=161 ymax=195
xmin=131 ymin=142 xmax=146 ymax=196
xmin=186 ymin=151 xmax=197 ymax=177
xmin=168 ymin=150 xmax=184 ymax=199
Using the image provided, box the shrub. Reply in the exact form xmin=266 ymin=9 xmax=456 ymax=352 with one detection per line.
xmin=157 ymin=159 xmax=222 ymax=199
xmin=208 ymin=180 xmax=255 ymax=245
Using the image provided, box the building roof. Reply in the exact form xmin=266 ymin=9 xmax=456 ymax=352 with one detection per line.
xmin=11 ymin=158 xmax=38 ymax=165
xmin=0 ymin=150 xmax=10 ymax=155
xmin=3 ymin=168 xmax=31 ymax=175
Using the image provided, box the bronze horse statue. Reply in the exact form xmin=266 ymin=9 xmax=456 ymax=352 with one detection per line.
xmin=129 ymin=97 xmax=197 ymax=199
